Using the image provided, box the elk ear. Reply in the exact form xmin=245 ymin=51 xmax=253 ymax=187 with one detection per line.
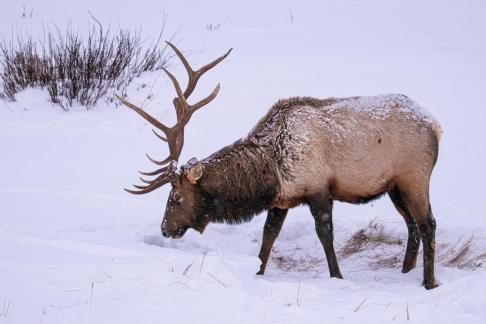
xmin=186 ymin=162 xmax=205 ymax=184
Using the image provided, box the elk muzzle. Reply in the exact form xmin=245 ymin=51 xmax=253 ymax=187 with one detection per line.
xmin=161 ymin=220 xmax=188 ymax=239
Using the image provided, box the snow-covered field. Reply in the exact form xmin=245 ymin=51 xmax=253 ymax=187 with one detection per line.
xmin=1 ymin=1 xmax=486 ymax=323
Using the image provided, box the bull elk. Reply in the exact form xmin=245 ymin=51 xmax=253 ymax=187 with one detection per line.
xmin=116 ymin=43 xmax=442 ymax=289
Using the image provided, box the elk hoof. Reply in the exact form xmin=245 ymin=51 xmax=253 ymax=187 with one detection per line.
xmin=423 ymin=281 xmax=438 ymax=290
xmin=401 ymin=265 xmax=415 ymax=273
xmin=256 ymin=268 xmax=265 ymax=275
xmin=401 ymin=259 xmax=417 ymax=273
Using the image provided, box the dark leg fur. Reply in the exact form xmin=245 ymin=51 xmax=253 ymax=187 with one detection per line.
xmin=308 ymin=195 xmax=343 ymax=279
xmin=256 ymin=208 xmax=288 ymax=275
xmin=397 ymin=186 xmax=437 ymax=289
xmin=388 ymin=186 xmax=421 ymax=273
xmin=418 ymin=205 xmax=437 ymax=290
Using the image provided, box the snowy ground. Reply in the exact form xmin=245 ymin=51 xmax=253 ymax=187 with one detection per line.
xmin=1 ymin=1 xmax=486 ymax=323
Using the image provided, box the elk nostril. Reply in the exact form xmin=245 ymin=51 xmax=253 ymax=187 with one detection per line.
xmin=161 ymin=228 xmax=168 ymax=238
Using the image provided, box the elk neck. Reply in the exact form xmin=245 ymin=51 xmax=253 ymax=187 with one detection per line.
xmin=196 ymin=139 xmax=280 ymax=224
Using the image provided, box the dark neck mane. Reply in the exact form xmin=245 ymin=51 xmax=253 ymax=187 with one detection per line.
xmin=197 ymin=139 xmax=279 ymax=224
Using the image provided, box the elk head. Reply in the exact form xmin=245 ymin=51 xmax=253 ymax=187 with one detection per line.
xmin=116 ymin=42 xmax=231 ymax=238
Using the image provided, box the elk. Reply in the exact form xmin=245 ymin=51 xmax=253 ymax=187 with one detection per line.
xmin=116 ymin=42 xmax=442 ymax=289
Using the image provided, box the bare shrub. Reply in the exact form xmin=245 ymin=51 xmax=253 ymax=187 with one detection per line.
xmin=0 ymin=19 xmax=174 ymax=110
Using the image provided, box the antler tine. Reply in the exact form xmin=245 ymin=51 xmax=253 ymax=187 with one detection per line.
xmin=195 ymin=48 xmax=232 ymax=77
xmin=146 ymin=153 xmax=173 ymax=166
xmin=166 ymin=41 xmax=232 ymax=99
xmin=124 ymin=178 xmax=171 ymax=195
xmin=114 ymin=95 xmax=169 ymax=133
xmin=116 ymin=94 xmax=175 ymax=165
xmin=136 ymin=167 xmax=173 ymax=186
xmin=161 ymin=67 xmax=189 ymax=113
xmin=138 ymin=165 xmax=169 ymax=176
xmin=128 ymin=180 xmax=168 ymax=191
xmin=124 ymin=162 xmax=178 ymax=194
xmin=165 ymin=42 xmax=193 ymax=79
xmin=152 ymin=129 xmax=167 ymax=142
xmin=139 ymin=177 xmax=152 ymax=184
xmin=190 ymin=83 xmax=220 ymax=113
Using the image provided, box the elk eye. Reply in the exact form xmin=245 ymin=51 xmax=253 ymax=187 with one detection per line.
xmin=173 ymin=193 xmax=182 ymax=204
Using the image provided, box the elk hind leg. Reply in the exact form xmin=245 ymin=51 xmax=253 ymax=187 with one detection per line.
xmin=418 ymin=203 xmax=437 ymax=289
xmin=388 ymin=185 xmax=421 ymax=273
xmin=398 ymin=184 xmax=437 ymax=289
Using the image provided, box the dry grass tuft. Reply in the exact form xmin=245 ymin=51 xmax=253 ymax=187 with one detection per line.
xmin=442 ymin=236 xmax=473 ymax=267
xmin=338 ymin=220 xmax=403 ymax=258
xmin=368 ymin=252 xmax=403 ymax=269
xmin=271 ymin=246 xmax=324 ymax=273
xmin=438 ymin=236 xmax=486 ymax=269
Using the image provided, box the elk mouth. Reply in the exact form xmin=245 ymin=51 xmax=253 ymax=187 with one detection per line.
xmin=173 ymin=227 xmax=188 ymax=239
xmin=162 ymin=226 xmax=188 ymax=239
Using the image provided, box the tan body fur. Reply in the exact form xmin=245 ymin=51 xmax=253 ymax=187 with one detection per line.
xmin=248 ymin=94 xmax=441 ymax=210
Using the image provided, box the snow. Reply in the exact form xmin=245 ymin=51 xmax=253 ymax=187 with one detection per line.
xmin=327 ymin=94 xmax=438 ymax=124
xmin=1 ymin=0 xmax=486 ymax=323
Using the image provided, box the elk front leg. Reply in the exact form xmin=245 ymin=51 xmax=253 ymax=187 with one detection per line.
xmin=309 ymin=195 xmax=343 ymax=279
xmin=256 ymin=208 xmax=288 ymax=275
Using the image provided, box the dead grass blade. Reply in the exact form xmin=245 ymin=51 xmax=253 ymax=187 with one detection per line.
xmin=207 ymin=272 xmax=227 ymax=288
xmin=183 ymin=257 xmax=196 ymax=277
xmin=354 ymin=299 xmax=366 ymax=312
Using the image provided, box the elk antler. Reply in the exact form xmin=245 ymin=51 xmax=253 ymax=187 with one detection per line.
xmin=116 ymin=42 xmax=232 ymax=194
